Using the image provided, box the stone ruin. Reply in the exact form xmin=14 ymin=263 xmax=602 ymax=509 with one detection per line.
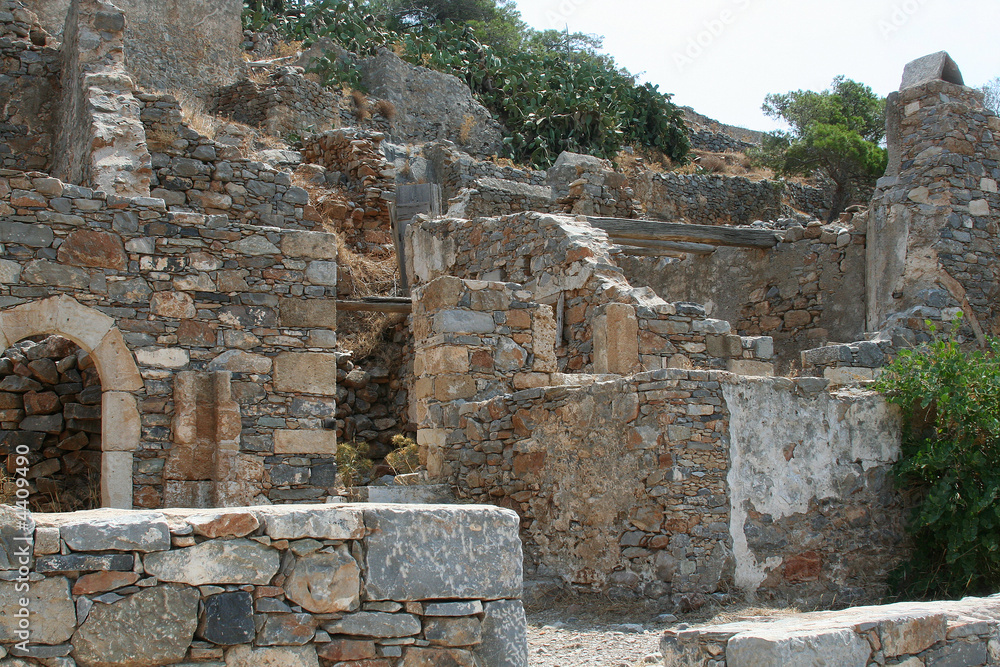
xmin=0 ymin=0 xmax=999 ymax=662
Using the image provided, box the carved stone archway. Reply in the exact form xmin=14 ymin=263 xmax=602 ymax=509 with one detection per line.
xmin=0 ymin=295 xmax=142 ymax=509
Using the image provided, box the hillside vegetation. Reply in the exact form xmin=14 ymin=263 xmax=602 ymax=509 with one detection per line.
xmin=243 ymin=0 xmax=690 ymax=168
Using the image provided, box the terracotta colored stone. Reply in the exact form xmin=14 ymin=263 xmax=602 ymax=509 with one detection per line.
xmin=177 ymin=319 xmax=217 ymax=346
xmin=187 ymin=511 xmax=261 ymax=539
xmin=72 ymin=570 xmax=140 ymax=595
xmin=23 ymin=390 xmax=61 ymax=415
xmin=57 ymin=230 xmax=127 ymax=269
xmin=317 ymin=639 xmax=377 ymax=661
xmin=783 ymin=551 xmax=822 ymax=583
xmin=151 ymin=292 xmax=196 ymax=319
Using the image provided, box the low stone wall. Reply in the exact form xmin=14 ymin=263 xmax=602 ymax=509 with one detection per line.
xmin=688 ymin=130 xmax=756 ymax=154
xmin=661 ymin=597 xmax=1000 ymax=667
xmin=0 ymin=172 xmax=340 ymax=508
xmin=619 ymin=218 xmax=867 ymax=371
xmin=423 ymin=142 xmax=547 ymax=202
xmin=785 ymin=179 xmax=833 ymax=220
xmin=0 ymin=1 xmax=59 ymax=173
xmin=633 ymin=172 xmax=784 ymax=226
xmin=0 ymin=504 xmax=527 ymax=666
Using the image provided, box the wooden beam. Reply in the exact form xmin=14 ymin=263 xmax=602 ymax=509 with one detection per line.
xmin=589 ymin=217 xmax=779 ymax=249
xmin=337 ymin=298 xmax=412 ymax=313
xmin=611 ymin=238 xmax=716 ymax=255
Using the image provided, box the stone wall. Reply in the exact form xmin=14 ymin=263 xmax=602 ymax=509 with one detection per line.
xmin=0 ymin=504 xmax=528 ymax=666
xmin=0 ymin=172 xmax=340 ymax=509
xmin=867 ymin=76 xmax=1000 ymax=342
xmin=632 ymin=172 xmax=785 ymax=226
xmin=785 ymin=179 xmax=834 ymax=220
xmin=618 ymin=217 xmax=868 ymax=370
xmin=0 ymin=2 xmax=60 ymax=173
xmin=681 ymin=107 xmax=765 ymax=147
xmin=423 ymin=142 xmax=548 ymax=202
xmin=661 ymin=597 xmax=1000 ymax=667
xmin=52 ymin=0 xmax=151 ymax=198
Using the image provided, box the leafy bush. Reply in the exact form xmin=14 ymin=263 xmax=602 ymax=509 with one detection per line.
xmin=875 ymin=322 xmax=1000 ymax=598
xmin=243 ymin=0 xmax=689 ymax=168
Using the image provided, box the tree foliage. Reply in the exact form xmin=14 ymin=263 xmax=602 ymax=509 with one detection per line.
xmin=754 ymin=76 xmax=887 ymax=221
xmin=875 ymin=323 xmax=1000 ymax=598
xmin=242 ymin=0 xmax=689 ymax=168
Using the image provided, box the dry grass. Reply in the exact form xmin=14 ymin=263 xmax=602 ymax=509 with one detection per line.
xmin=615 ymin=145 xmax=675 ymax=177
xmin=248 ymin=67 xmax=272 ymax=86
xmin=172 ymin=90 xmax=222 ymax=139
xmin=374 ymin=99 xmax=396 ymax=121
xmin=273 ymin=40 xmax=303 ymax=59
xmin=351 ymin=89 xmax=371 ymax=122
xmin=459 ymin=114 xmax=475 ymax=145
xmin=392 ymin=41 xmax=407 ymax=58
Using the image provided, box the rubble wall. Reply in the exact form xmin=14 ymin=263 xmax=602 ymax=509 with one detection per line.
xmin=632 ymin=173 xmax=784 ymax=226
xmin=0 ymin=504 xmax=528 ymax=666
xmin=0 ymin=172 xmax=340 ymax=509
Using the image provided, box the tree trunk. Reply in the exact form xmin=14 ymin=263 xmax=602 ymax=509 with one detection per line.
xmin=828 ymin=181 xmax=850 ymax=222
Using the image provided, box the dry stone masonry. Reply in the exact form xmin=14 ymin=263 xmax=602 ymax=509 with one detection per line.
xmin=0 ymin=504 xmax=528 ymax=666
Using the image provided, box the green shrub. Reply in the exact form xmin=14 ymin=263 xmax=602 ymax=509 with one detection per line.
xmin=875 ymin=321 xmax=1000 ymax=598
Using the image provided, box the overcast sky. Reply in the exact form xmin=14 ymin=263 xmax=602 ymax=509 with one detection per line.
xmin=512 ymin=0 xmax=1000 ymax=133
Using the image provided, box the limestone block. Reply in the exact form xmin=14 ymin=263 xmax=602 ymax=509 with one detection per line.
xmin=0 ymin=296 xmax=113 ymax=353
xmin=101 ymin=451 xmax=133 ymax=509
xmin=879 ymin=613 xmax=947 ymax=657
xmin=93 ymin=328 xmax=143 ymax=391
xmin=274 ymin=430 xmax=337 ymax=455
xmin=186 ymin=511 xmax=260 ymax=539
xmin=433 ymin=310 xmax=495 ymax=334
xmin=727 ymin=628 xmax=870 ymax=667
xmin=900 ymin=51 xmax=964 ymax=89
xmin=231 ymin=236 xmax=278 ymax=256
xmin=72 ymin=584 xmax=199 ymax=667
xmin=479 ymin=600 xmax=528 ymax=667
xmin=257 ymin=507 xmax=364 ymax=541
xmin=0 ymin=577 xmax=75 ymax=645
xmin=102 ymin=392 xmax=140 ymax=452
xmin=56 ymin=230 xmax=127 ymax=269
xmin=150 ymin=292 xmax=196 ymax=319
xmin=322 ymin=612 xmax=421 ymax=638
xmin=727 ymin=360 xmax=774 ymax=377
xmin=135 ymin=347 xmax=190 ymax=369
xmin=285 ymin=551 xmax=361 ymax=613
xmin=273 ymin=353 xmax=338 ymax=395
xmin=416 ymin=276 xmax=465 ymax=312
xmin=257 ymin=613 xmax=318 ymax=646
xmin=423 ymin=617 xmax=481 ymax=647
xmin=224 ymin=645 xmax=319 ymax=667
xmin=434 ymin=375 xmax=477 ymax=401
xmin=401 ymin=647 xmax=478 ymax=666
xmin=824 ymin=367 xmax=878 ymax=385
xmin=279 ymin=298 xmax=337 ymax=329
xmin=970 ymin=199 xmax=991 ymax=216
xmin=305 ymin=261 xmax=338 ymax=286
xmin=281 ymin=231 xmax=338 ymax=259
xmin=593 ymin=303 xmax=639 ymax=374
xmin=143 ymin=538 xmax=280 ymax=585
xmin=363 ymin=505 xmax=522 ymax=601
xmin=0 ymin=259 xmax=21 ymax=284
xmin=59 ymin=512 xmax=170 ymax=553
xmin=207 ymin=350 xmax=272 ymax=374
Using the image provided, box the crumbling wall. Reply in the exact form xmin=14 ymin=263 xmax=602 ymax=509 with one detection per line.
xmin=0 ymin=504 xmax=528 ymax=666
xmin=632 ymin=172 xmax=784 ymax=226
xmin=423 ymin=142 xmax=548 ymax=201
xmin=0 ymin=2 xmax=60 ymax=172
xmin=0 ymin=172 xmax=340 ymax=508
xmin=618 ymin=217 xmax=867 ymax=370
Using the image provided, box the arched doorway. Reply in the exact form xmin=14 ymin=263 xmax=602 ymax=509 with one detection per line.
xmin=0 ymin=296 xmax=142 ymax=509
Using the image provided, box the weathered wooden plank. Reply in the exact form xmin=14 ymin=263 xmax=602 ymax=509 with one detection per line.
xmin=589 ymin=217 xmax=779 ymax=248
xmin=337 ymin=299 xmax=412 ymax=313
xmin=611 ymin=238 xmax=716 ymax=255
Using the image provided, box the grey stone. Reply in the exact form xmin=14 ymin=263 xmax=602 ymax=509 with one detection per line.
xmin=423 ymin=601 xmax=484 ymax=617
xmin=71 ymin=584 xmax=199 ymax=667
xmin=922 ymin=640 xmax=989 ymax=667
xmin=0 ymin=505 xmax=33 ymax=570
xmin=0 ymin=221 xmax=54 ymax=247
xmin=198 ymin=591 xmax=255 ymax=645
xmin=107 ymin=278 xmax=152 ymax=302
xmin=855 ymin=341 xmax=886 ymax=368
xmin=901 ymin=51 xmax=964 ymax=90
xmin=35 ymin=554 xmax=134 ymax=573
xmin=285 ymin=551 xmax=361 ymax=614
xmin=363 ymin=506 xmax=522 ymax=601
xmin=433 ymin=310 xmax=496 ymax=334
xmin=22 ymin=260 xmax=90 ymax=288
xmin=20 ymin=414 xmax=63 ymax=433
xmin=59 ymin=512 xmax=171 ymax=553
xmin=257 ymin=507 xmax=364 ymax=541
xmin=322 ymin=611 xmax=421 ymax=638
xmin=727 ymin=628 xmax=871 ymax=667
xmin=257 ymin=613 xmax=318 ymax=646
xmin=224 ymin=645 xmax=319 ymax=667
xmin=8 ymin=643 xmax=72 ymax=658
xmin=143 ymin=538 xmax=280 ymax=585
xmin=0 ymin=577 xmax=75 ymax=645
xmin=479 ymin=600 xmax=528 ymax=667
xmin=423 ymin=616 xmax=482 ymax=647
xmin=304 ymin=261 xmax=338 ymax=286
xmin=0 ymin=375 xmax=43 ymax=392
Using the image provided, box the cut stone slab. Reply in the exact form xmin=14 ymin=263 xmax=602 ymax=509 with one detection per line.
xmin=198 ymin=591 xmax=255 ymax=646
xmin=72 ymin=572 xmax=140 ymax=596
xmin=879 ymin=613 xmax=947 ymax=657
xmin=0 ymin=504 xmax=33 ymax=570
xmin=285 ymin=551 xmax=361 ymax=613
xmin=322 ymin=611 xmax=421 ymax=638
xmin=59 ymin=512 xmax=170 ymax=553
xmin=479 ymin=600 xmax=528 ymax=667
xmin=71 ymin=584 xmax=199 ymax=667
xmin=143 ymin=538 xmax=280 ymax=585
xmin=423 ymin=617 xmax=482 ymax=647
xmin=224 ymin=645 xmax=319 ymax=667
xmin=0 ymin=577 xmax=75 ymax=645
xmin=363 ymin=505 xmax=522 ymax=601
xmin=257 ymin=506 xmax=364 ymax=541
xmin=186 ymin=511 xmax=260 ymax=539
xmin=900 ymin=51 xmax=964 ymax=89
xmin=726 ymin=627 xmax=871 ymax=667
xmin=401 ymin=647 xmax=478 ymax=666
xmin=35 ymin=554 xmax=134 ymax=573
xmin=424 ymin=601 xmax=484 ymax=617
xmin=257 ymin=613 xmax=318 ymax=646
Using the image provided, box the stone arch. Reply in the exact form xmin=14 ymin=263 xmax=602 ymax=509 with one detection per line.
xmin=0 ymin=295 xmax=142 ymax=509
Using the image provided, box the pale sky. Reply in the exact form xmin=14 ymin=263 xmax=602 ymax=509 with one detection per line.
xmin=513 ymin=0 xmax=1000 ymax=133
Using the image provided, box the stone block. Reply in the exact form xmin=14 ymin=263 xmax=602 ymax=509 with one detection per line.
xmin=0 ymin=577 xmax=75 ymax=645
xmin=56 ymin=230 xmax=127 ymax=269
xmin=274 ymin=430 xmax=337 ymax=455
xmin=279 ymin=297 xmax=337 ymax=329
xmin=281 ymin=231 xmax=338 ymax=259
xmin=273 ymin=352 xmax=338 ymax=395
xmin=224 ymin=645 xmax=319 ymax=667
xmin=424 ymin=601 xmax=484 ymax=617
xmin=258 ymin=506 xmax=365 ymax=541
xmin=727 ymin=628 xmax=870 ymax=667
xmin=727 ymin=360 xmax=774 ymax=377
xmin=317 ymin=639 xmax=376 ymax=661
xmin=93 ymin=327 xmax=144 ymax=391
xmin=136 ymin=347 xmax=190 ymax=369
xmin=322 ymin=611 xmax=421 ymax=638
xmin=286 ymin=551 xmax=360 ymax=613
xmin=363 ymin=505 xmax=522 ymax=601
xmin=593 ymin=303 xmax=638 ymax=374
xmin=880 ymin=613 xmax=947 ymax=657
xmin=143 ymin=538 xmax=280 ymax=585
xmin=102 ymin=392 xmax=141 ymax=452
xmin=401 ymin=647 xmax=478 ymax=666
xmin=434 ymin=375 xmax=477 ymax=402
xmin=198 ymin=591 xmax=255 ymax=646
xmin=433 ymin=310 xmax=495 ymax=334
xmin=305 ymin=261 xmax=338 ymax=285
xmin=59 ymin=511 xmax=170 ymax=552
xmin=208 ymin=350 xmax=272 ymax=374
xmin=257 ymin=613 xmax=318 ymax=646
xmin=423 ymin=617 xmax=482 ymax=647
xmin=34 ymin=553 xmax=134 ymax=573
xmin=824 ymin=367 xmax=877 ymax=385
xmin=0 ymin=259 xmax=21 ymax=284
xmin=479 ymin=600 xmax=528 ymax=667
xmin=900 ymin=51 xmax=964 ymax=89
xmin=71 ymin=571 xmax=140 ymax=595
xmin=186 ymin=511 xmax=260 ymax=539
xmin=150 ymin=292 xmax=196 ymax=319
